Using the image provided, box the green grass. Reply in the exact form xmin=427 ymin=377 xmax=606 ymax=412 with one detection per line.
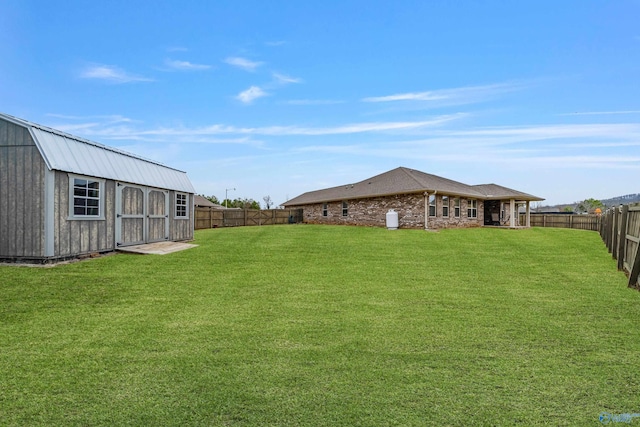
xmin=1 ymin=225 xmax=639 ymax=426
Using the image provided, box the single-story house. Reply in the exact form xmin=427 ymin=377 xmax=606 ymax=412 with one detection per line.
xmin=0 ymin=113 xmax=196 ymax=263
xmin=194 ymin=195 xmax=225 ymax=209
xmin=282 ymin=167 xmax=544 ymax=229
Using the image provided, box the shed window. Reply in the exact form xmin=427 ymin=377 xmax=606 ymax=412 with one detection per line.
xmin=442 ymin=196 xmax=449 ymax=217
xmin=175 ymin=193 xmax=188 ymax=218
xmin=429 ymin=195 xmax=436 ymax=217
xmin=342 ymin=201 xmax=348 ymax=217
xmin=467 ymin=199 xmax=477 ymax=218
xmin=69 ymin=175 xmax=104 ymax=219
xmin=322 ymin=203 xmax=328 ymax=217
xmin=454 ymin=198 xmax=460 ymax=218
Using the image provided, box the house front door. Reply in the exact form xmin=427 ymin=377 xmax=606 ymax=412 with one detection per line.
xmin=484 ymin=200 xmax=501 ymax=225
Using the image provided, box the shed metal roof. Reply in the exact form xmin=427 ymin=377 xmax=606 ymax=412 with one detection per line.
xmin=1 ymin=113 xmax=195 ymax=193
xmin=283 ymin=167 xmax=543 ymax=206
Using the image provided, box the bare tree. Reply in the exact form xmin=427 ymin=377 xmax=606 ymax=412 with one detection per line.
xmin=263 ymin=195 xmax=273 ymax=209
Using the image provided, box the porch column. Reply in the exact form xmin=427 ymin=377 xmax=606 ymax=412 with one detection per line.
xmin=424 ymin=192 xmax=429 ymax=230
xmin=509 ymin=198 xmax=515 ymax=228
xmin=526 ymin=201 xmax=531 ymax=227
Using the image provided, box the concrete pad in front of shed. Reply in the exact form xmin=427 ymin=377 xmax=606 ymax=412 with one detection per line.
xmin=117 ymin=241 xmax=198 ymax=255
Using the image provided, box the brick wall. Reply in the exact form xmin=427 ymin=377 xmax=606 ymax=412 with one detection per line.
xmin=298 ymin=193 xmax=483 ymax=229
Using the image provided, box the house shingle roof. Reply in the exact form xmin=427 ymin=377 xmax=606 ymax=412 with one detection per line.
xmin=471 ymin=183 xmax=543 ymax=201
xmin=283 ymin=167 xmax=543 ymax=206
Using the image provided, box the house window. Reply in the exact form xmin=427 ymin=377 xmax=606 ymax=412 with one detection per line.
xmin=429 ymin=194 xmax=436 ymax=217
xmin=454 ymin=198 xmax=460 ymax=218
xmin=175 ymin=193 xmax=188 ymax=218
xmin=69 ymin=175 xmax=104 ymax=219
xmin=467 ymin=199 xmax=477 ymax=218
xmin=442 ymin=196 xmax=449 ymax=217
xmin=342 ymin=201 xmax=348 ymax=217
xmin=322 ymin=203 xmax=328 ymax=217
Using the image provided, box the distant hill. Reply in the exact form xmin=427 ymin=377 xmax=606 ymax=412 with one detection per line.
xmin=536 ymin=193 xmax=640 ymax=213
xmin=601 ymin=194 xmax=640 ymax=207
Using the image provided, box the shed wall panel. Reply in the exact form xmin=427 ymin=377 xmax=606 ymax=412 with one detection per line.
xmin=169 ymin=193 xmax=194 ymax=241
xmin=53 ymin=172 xmax=116 ymax=257
xmin=0 ymin=147 xmax=8 ymax=254
xmin=0 ymin=119 xmax=46 ymax=258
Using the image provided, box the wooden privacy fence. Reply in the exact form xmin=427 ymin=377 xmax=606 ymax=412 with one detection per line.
xmin=195 ymin=207 xmax=303 ymax=230
xmin=519 ymin=213 xmax=602 ymax=231
xmin=600 ymin=204 xmax=640 ymax=290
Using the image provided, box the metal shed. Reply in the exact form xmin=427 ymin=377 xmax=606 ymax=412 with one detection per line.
xmin=0 ymin=113 xmax=196 ymax=263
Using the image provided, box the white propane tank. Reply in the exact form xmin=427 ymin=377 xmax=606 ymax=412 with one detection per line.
xmin=386 ymin=209 xmax=399 ymax=230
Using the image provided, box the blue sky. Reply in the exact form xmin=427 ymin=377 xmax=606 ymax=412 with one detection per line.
xmin=2 ymin=1 xmax=639 ymax=207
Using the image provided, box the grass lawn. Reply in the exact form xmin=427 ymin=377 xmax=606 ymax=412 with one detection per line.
xmin=1 ymin=225 xmax=639 ymax=426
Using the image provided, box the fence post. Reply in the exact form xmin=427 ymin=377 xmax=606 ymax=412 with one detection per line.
xmin=618 ymin=205 xmax=629 ymax=271
xmin=610 ymin=207 xmax=616 ymax=255
xmin=606 ymin=209 xmax=614 ymax=253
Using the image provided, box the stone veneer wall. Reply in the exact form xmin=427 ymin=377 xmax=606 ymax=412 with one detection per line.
xmin=299 ymin=193 xmax=483 ymax=229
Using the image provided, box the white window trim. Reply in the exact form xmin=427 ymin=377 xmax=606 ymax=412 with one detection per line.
xmin=442 ymin=196 xmax=449 ymax=218
xmin=467 ymin=199 xmax=478 ymax=218
xmin=175 ymin=192 xmax=189 ymax=219
xmin=322 ymin=203 xmax=328 ymax=217
xmin=68 ymin=174 xmax=105 ymax=220
xmin=428 ymin=194 xmax=436 ymax=217
xmin=454 ymin=198 xmax=460 ymax=218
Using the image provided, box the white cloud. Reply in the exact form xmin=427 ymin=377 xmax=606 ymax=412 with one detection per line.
xmin=363 ymin=92 xmax=448 ymax=102
xmin=79 ymin=64 xmax=153 ymax=83
xmin=362 ymin=82 xmax=525 ymax=105
xmin=46 ymin=113 xmax=134 ymax=123
xmin=201 ymin=114 xmax=463 ymax=135
xmin=224 ymin=56 xmax=264 ymax=71
xmin=165 ymin=59 xmax=212 ymax=71
xmin=444 ymin=123 xmax=640 ymax=142
xmin=49 ymin=114 xmax=463 ymax=143
xmin=236 ymin=86 xmax=268 ymax=104
xmin=266 ymin=116 xmax=459 ymax=135
xmin=272 ymin=72 xmax=302 ymax=84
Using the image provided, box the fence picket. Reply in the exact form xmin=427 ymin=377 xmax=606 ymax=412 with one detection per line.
xmin=194 ymin=207 xmax=303 ymax=230
xmin=520 ymin=214 xmax=602 ymax=231
xmin=589 ymin=203 xmax=640 ymax=291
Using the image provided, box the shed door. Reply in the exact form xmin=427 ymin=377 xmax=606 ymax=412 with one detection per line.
xmin=116 ymin=183 xmax=146 ymax=247
xmin=116 ymin=184 xmax=171 ymax=246
xmin=147 ymin=189 xmax=170 ymax=243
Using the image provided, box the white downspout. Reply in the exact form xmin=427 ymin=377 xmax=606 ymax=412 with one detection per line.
xmin=424 ymin=192 xmax=429 ymax=230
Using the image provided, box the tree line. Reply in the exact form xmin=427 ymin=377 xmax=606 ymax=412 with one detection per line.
xmin=200 ymin=194 xmax=275 ymax=210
